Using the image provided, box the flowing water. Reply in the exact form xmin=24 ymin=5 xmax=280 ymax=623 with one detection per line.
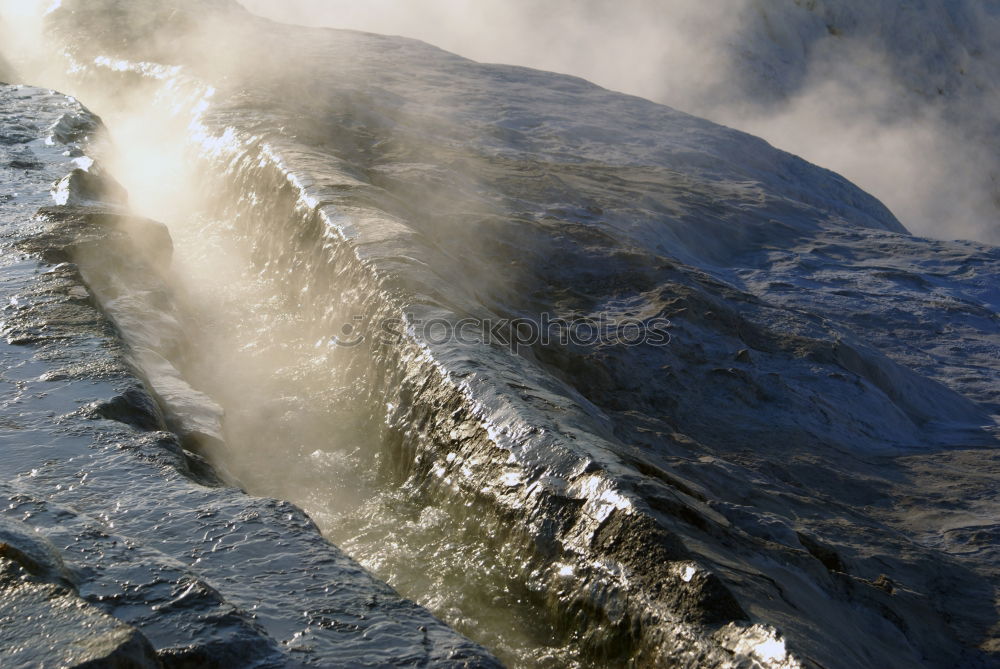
xmin=91 ymin=88 xmax=604 ymax=668
xmin=7 ymin=3 xmax=1000 ymax=667
xmin=165 ymin=211 xmax=590 ymax=667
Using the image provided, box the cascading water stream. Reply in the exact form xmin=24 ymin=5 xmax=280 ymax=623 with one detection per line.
xmin=10 ymin=40 xmax=941 ymax=669
xmin=8 ymin=4 xmax=998 ymax=669
xmin=78 ymin=74 xmax=619 ymax=668
xmin=162 ymin=211 xmax=593 ymax=669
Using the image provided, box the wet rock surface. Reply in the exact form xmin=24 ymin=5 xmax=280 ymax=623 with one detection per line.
xmin=0 ymin=83 xmax=499 ymax=667
xmin=8 ymin=1 xmax=1000 ymax=667
xmin=0 ymin=520 xmax=161 ymax=669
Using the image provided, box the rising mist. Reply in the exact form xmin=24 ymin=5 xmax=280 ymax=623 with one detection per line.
xmin=239 ymin=0 xmax=1000 ymax=242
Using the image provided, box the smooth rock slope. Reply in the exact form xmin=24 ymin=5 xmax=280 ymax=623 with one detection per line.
xmin=2 ymin=0 xmax=997 ymax=667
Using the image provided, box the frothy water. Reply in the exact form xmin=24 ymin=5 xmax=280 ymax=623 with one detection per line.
xmin=162 ymin=208 xmax=589 ymax=667
xmin=89 ymin=80 xmax=605 ymax=663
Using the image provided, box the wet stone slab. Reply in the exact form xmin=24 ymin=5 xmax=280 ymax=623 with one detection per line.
xmin=17 ymin=3 xmax=1000 ymax=664
xmin=0 ymin=84 xmax=499 ymax=667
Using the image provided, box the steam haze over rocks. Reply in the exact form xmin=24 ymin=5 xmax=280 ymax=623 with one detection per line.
xmin=0 ymin=1 xmax=997 ymax=667
xmin=241 ymin=0 xmax=1000 ymax=243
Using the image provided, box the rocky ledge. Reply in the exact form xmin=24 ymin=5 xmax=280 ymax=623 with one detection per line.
xmin=0 ymin=84 xmax=498 ymax=667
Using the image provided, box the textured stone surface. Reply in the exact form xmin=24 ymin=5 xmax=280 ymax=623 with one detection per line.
xmin=0 ymin=83 xmax=499 ymax=668
xmin=0 ymin=518 xmax=160 ymax=669
xmin=4 ymin=1 xmax=997 ymax=666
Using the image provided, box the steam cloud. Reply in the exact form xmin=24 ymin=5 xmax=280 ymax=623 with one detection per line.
xmin=238 ymin=0 xmax=1000 ymax=243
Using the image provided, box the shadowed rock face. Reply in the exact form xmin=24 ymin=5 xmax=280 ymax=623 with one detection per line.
xmin=10 ymin=1 xmax=999 ymax=667
xmin=0 ymin=83 xmax=500 ymax=667
xmin=0 ymin=519 xmax=161 ymax=669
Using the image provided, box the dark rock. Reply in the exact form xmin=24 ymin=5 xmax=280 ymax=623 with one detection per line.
xmin=20 ymin=207 xmax=172 ymax=269
xmin=89 ymin=385 xmax=168 ymax=431
xmin=52 ymin=167 xmax=130 ymax=207
xmin=797 ymin=532 xmax=847 ymax=574
xmin=7 ymin=147 xmax=43 ymax=170
xmin=0 ymin=518 xmax=161 ymax=668
xmin=872 ymin=574 xmax=896 ymax=595
xmin=50 ymin=110 xmax=103 ymax=145
xmin=0 ymin=516 xmax=75 ymax=588
xmin=593 ymin=510 xmax=747 ymax=626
